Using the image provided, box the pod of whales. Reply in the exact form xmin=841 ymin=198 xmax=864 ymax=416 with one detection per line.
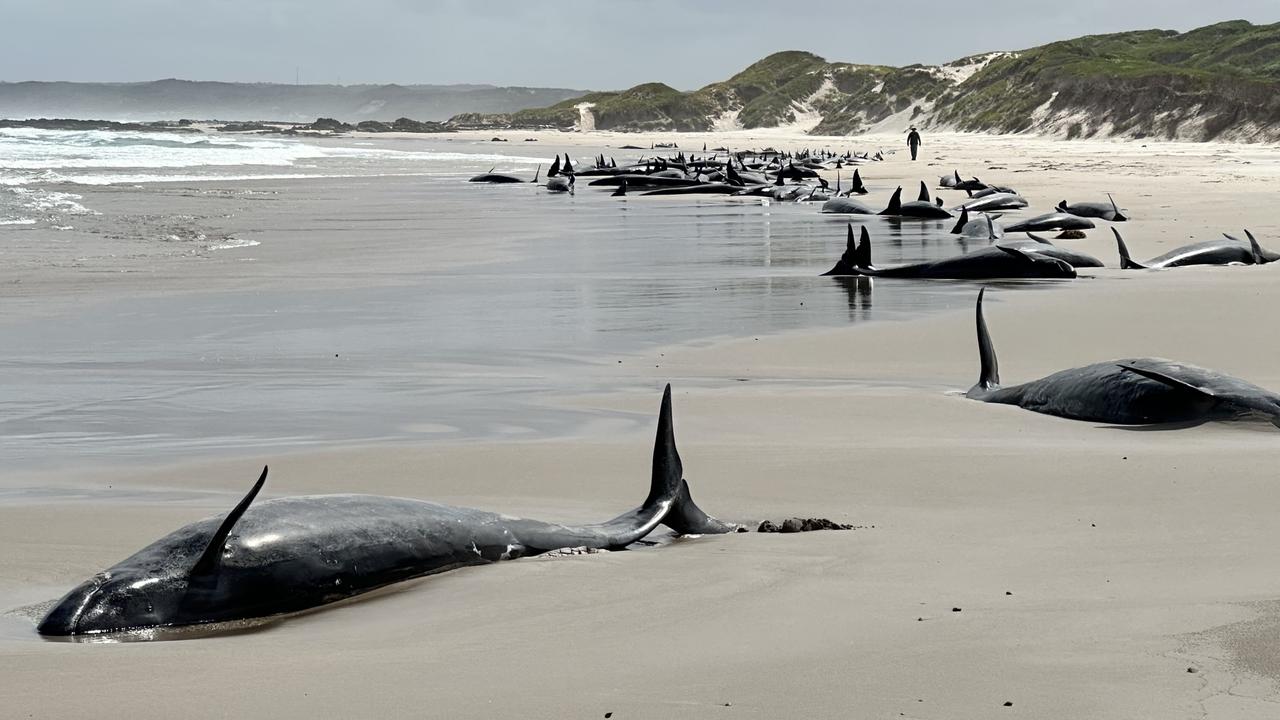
xmin=1114 ymin=228 xmax=1278 ymax=269
xmin=965 ymin=289 xmax=1280 ymax=427
xmin=37 ymin=386 xmax=737 ymax=636
xmin=822 ymin=225 xmax=1076 ymax=279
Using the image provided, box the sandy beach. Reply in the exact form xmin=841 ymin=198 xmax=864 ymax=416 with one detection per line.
xmin=4 ymin=128 xmax=1280 ymax=718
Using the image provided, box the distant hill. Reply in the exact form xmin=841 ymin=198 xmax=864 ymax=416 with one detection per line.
xmin=0 ymin=79 xmax=588 ymax=123
xmin=451 ymin=20 xmax=1280 ymax=142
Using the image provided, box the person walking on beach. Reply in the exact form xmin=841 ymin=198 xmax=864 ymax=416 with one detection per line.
xmin=907 ymin=126 xmax=922 ymax=161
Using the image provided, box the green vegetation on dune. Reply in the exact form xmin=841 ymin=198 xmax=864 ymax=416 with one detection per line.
xmin=935 ymin=20 xmax=1280 ymax=139
xmin=590 ymin=83 xmax=717 ymax=132
xmin=447 ymin=20 xmax=1280 ymax=141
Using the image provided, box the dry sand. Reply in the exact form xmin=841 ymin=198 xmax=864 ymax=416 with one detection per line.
xmin=5 ymin=130 xmax=1280 ymax=719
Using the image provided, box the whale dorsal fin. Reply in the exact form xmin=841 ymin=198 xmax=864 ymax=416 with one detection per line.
xmin=951 ymin=206 xmax=970 ymax=234
xmin=1112 ymin=228 xmax=1146 ymax=270
xmin=1116 ymin=364 xmax=1216 ymax=398
xmin=531 ymin=164 xmax=541 ymax=183
xmin=191 ymin=466 xmax=268 ymax=577
xmin=954 ymin=170 xmax=961 ymax=183
xmin=973 ymin=289 xmax=1000 ymax=392
xmin=1106 ymin=193 xmax=1128 ymax=221
xmin=917 ymin=181 xmax=930 ymax=203
xmin=880 ymin=186 xmax=903 ymax=215
xmin=1244 ymin=230 xmax=1266 ymax=264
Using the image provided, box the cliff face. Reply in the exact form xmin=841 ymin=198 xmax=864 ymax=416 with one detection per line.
xmin=450 ymin=20 xmax=1280 ymax=142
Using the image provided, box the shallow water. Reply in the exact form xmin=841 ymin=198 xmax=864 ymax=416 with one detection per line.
xmin=0 ymin=133 xmax=1075 ymax=472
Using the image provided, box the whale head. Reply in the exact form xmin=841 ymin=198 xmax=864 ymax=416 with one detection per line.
xmin=37 ymin=567 xmax=190 ymax=636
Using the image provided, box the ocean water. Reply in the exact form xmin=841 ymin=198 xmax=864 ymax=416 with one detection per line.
xmin=0 ymin=129 xmax=1069 ymax=473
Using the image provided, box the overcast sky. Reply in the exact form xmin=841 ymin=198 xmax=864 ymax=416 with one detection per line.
xmin=3 ymin=0 xmax=1277 ymax=89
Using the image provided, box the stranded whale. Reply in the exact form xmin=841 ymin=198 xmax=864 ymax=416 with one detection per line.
xmin=1114 ymin=228 xmax=1278 ymax=269
xmin=822 ymin=225 xmax=1076 ymax=280
xmin=37 ymin=386 xmax=737 ymax=636
xmin=965 ymin=289 xmax=1280 ymax=427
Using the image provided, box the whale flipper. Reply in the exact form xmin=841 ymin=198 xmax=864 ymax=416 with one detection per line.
xmin=997 ymin=246 xmax=1036 ymax=263
xmin=1113 ymin=229 xmax=1147 ymax=270
xmin=191 ymin=466 xmax=268 ymax=577
xmin=1116 ymin=364 xmax=1216 ymax=398
xmin=531 ymin=164 xmax=541 ymax=183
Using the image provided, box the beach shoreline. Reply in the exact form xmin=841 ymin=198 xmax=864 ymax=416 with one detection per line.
xmin=4 ymin=129 xmax=1280 ymax=718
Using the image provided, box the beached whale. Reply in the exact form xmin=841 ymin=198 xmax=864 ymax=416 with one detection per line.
xmin=950 ymin=207 xmax=1005 ymax=239
xmin=546 ymin=175 xmax=575 ymax=193
xmin=642 ymin=183 xmax=740 ymax=196
xmin=1115 ymin=229 xmax=1278 ymax=269
xmin=37 ymin=386 xmax=739 ymax=636
xmin=1057 ymin=194 xmax=1127 ymax=221
xmin=822 ymin=225 xmax=1075 ymax=279
xmin=468 ymin=164 xmax=540 ymax=184
xmin=965 ymin=289 xmax=1280 ymax=427
xmin=821 ymin=197 xmax=876 ymax=214
xmin=956 ymin=192 xmax=1029 ymax=213
xmin=1001 ymin=234 xmax=1104 ymax=268
xmin=1003 ymin=212 xmax=1096 ymax=233
xmin=879 ymin=185 xmax=952 ymax=219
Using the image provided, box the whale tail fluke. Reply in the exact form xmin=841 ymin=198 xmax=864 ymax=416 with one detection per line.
xmin=822 ymin=225 xmax=872 ymax=276
xmin=645 ymin=386 xmax=738 ymax=535
xmin=1113 ymin=228 xmax=1146 ymax=270
xmin=968 ymin=289 xmax=1001 ymax=396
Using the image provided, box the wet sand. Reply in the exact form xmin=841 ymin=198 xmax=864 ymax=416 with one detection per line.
xmin=4 ymin=130 xmax=1280 ymax=718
